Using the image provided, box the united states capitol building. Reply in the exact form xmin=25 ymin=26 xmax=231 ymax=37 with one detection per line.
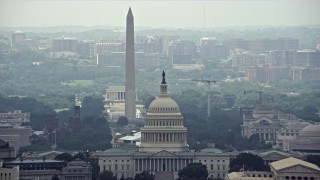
xmin=93 ymin=73 xmax=231 ymax=179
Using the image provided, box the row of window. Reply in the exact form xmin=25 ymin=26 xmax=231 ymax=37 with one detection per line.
xmin=209 ymin=164 xmax=226 ymax=171
xmin=145 ymin=120 xmax=182 ymax=126
xmin=285 ymin=176 xmax=314 ymax=180
xmin=198 ymin=159 xmax=226 ymax=163
xmin=149 ymin=107 xmax=178 ymax=112
xmin=0 ymin=173 xmax=11 ymax=176
xmin=103 ymin=159 xmax=130 ymax=163
xmin=103 ymin=164 xmax=130 ymax=171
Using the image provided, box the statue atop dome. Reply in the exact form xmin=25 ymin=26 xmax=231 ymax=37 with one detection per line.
xmin=161 ymin=71 xmax=166 ymax=84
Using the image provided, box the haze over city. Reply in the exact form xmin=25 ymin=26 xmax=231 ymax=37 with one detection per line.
xmin=0 ymin=0 xmax=320 ymax=180
xmin=1 ymin=0 xmax=320 ymax=28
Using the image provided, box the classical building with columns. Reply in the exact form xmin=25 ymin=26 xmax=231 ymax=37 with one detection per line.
xmin=94 ymin=73 xmax=230 ymax=179
xmin=241 ymin=104 xmax=312 ymax=145
xmin=104 ymin=86 xmax=144 ymax=121
xmin=226 ymin=157 xmax=320 ymax=180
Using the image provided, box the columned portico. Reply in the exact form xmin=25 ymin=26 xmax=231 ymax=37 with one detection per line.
xmin=134 ymin=156 xmax=193 ymax=173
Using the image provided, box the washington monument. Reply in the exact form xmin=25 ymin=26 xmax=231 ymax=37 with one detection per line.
xmin=125 ymin=7 xmax=136 ymax=120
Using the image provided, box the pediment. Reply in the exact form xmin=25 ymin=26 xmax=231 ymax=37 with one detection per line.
xmin=151 ymin=150 xmax=177 ymax=157
xmin=277 ymin=164 xmax=320 ymax=174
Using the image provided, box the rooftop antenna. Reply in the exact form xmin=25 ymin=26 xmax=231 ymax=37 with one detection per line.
xmin=192 ymin=77 xmax=217 ymax=120
xmin=203 ymin=0 xmax=206 ymax=31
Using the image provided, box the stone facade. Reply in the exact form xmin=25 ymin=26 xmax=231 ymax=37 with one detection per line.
xmin=94 ymin=72 xmax=230 ymax=179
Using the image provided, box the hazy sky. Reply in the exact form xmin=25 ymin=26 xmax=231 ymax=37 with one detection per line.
xmin=1 ymin=0 xmax=320 ymax=28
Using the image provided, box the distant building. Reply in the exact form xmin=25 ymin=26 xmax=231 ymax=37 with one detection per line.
xmin=200 ymin=37 xmax=228 ymax=60
xmin=241 ymin=104 xmax=312 ymax=145
xmin=77 ymin=40 xmax=95 ymax=59
xmin=230 ymin=50 xmax=265 ymax=71
xmin=226 ymin=157 xmax=320 ymax=180
xmin=52 ymin=37 xmax=78 ymax=52
xmin=12 ymin=30 xmax=26 ymax=48
xmin=245 ymin=64 xmax=290 ymax=83
xmin=0 ymin=110 xmax=30 ymax=126
xmin=224 ymin=38 xmax=298 ymax=53
xmin=281 ymin=124 xmax=320 ymax=154
xmin=95 ymin=40 xmax=125 ymax=55
xmin=0 ymin=139 xmax=15 ymax=160
xmin=289 ymin=67 xmax=320 ymax=81
xmin=266 ymin=50 xmax=296 ymax=67
xmin=4 ymin=159 xmax=92 ymax=180
xmin=94 ymin=73 xmax=231 ymax=179
xmin=168 ymin=40 xmax=197 ymax=64
xmin=104 ymin=86 xmax=144 ymax=121
xmin=0 ymin=160 xmax=19 ymax=180
xmin=0 ymin=124 xmax=31 ymax=154
xmin=135 ymin=36 xmax=163 ymax=54
xmin=97 ymin=52 xmax=159 ymax=70
xmin=295 ymin=49 xmax=320 ymax=67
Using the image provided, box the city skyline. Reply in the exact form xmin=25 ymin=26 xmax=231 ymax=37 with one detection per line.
xmin=1 ymin=0 xmax=320 ymax=28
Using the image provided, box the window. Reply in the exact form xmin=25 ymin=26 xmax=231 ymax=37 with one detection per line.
xmin=211 ymin=164 xmax=213 ymax=170
xmin=115 ymin=164 xmax=118 ymax=170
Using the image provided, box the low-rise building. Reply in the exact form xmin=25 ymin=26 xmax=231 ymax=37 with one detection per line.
xmin=226 ymin=157 xmax=320 ymax=180
xmin=0 ymin=110 xmax=30 ymax=126
xmin=0 ymin=124 xmax=31 ymax=154
xmin=4 ymin=159 xmax=91 ymax=180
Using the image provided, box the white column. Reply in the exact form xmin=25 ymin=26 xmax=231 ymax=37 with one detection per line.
xmin=142 ymin=158 xmax=144 ymax=171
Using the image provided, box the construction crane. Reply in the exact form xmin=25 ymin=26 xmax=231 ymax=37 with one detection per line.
xmin=192 ymin=77 xmax=217 ymax=120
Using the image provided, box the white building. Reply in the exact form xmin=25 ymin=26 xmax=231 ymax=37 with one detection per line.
xmin=241 ymin=105 xmax=312 ymax=145
xmin=0 ymin=124 xmax=31 ymax=154
xmin=105 ymin=86 xmax=144 ymax=121
xmin=0 ymin=110 xmax=30 ymax=126
xmin=282 ymin=124 xmax=320 ymax=154
xmin=94 ymin=73 xmax=231 ymax=179
xmin=226 ymin=157 xmax=320 ymax=180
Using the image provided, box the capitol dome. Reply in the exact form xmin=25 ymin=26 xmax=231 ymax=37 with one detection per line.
xmin=148 ymin=97 xmax=180 ymax=114
xmin=299 ymin=124 xmax=320 ymax=139
xmin=252 ymin=104 xmax=274 ymax=119
xmin=140 ymin=71 xmax=188 ymax=153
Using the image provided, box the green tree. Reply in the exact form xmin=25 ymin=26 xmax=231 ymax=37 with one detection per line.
xmin=117 ymin=116 xmax=129 ymax=126
xmin=306 ymin=155 xmax=320 ymax=167
xmin=99 ymin=170 xmax=117 ymax=180
xmin=229 ymin=153 xmax=269 ymax=172
xmin=134 ymin=171 xmax=154 ymax=180
xmin=54 ymin=153 xmax=73 ymax=162
xmin=52 ymin=175 xmax=59 ymax=180
xmin=178 ymin=163 xmax=208 ymax=180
